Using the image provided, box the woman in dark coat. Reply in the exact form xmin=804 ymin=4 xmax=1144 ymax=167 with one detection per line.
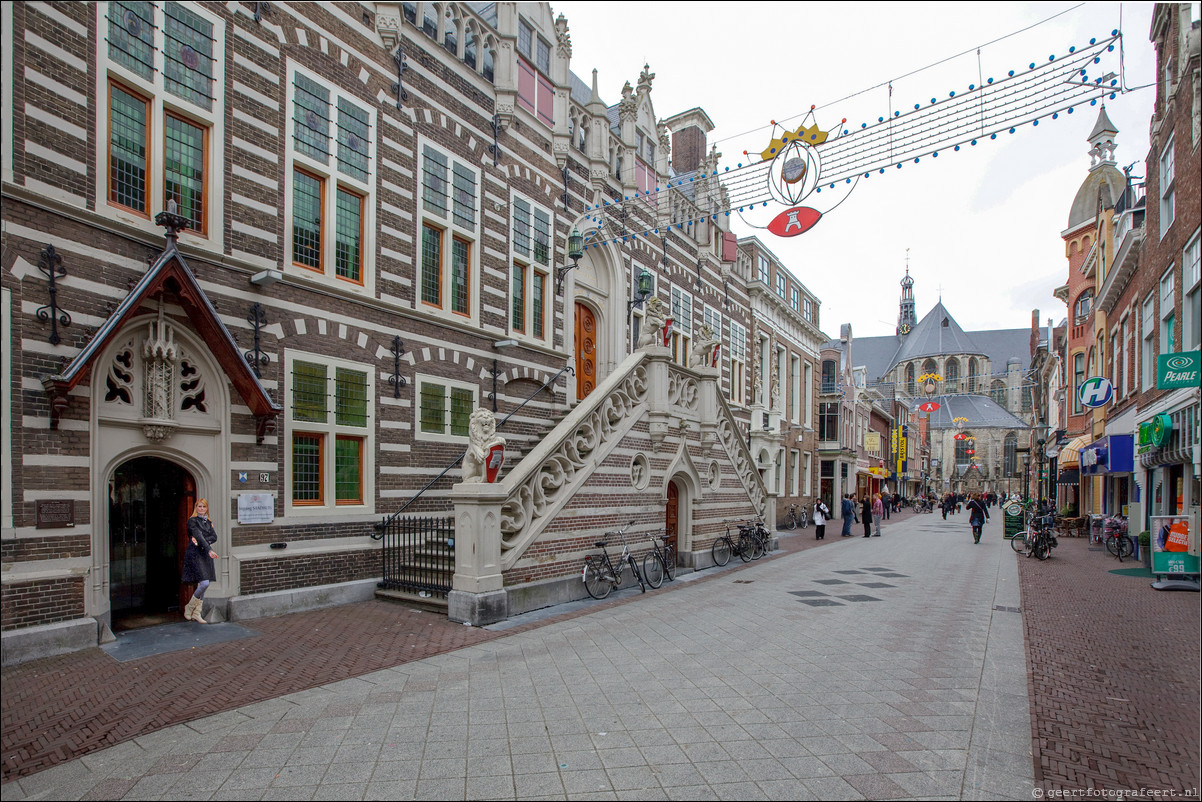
xmin=181 ymin=498 xmax=218 ymax=623
xmin=861 ymin=494 xmax=873 ymax=538
xmin=966 ymin=493 xmax=989 ymax=544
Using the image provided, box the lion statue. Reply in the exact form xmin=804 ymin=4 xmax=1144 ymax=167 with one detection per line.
xmin=691 ymin=323 xmax=720 ymax=368
xmin=636 ymin=296 xmax=667 ymax=350
xmin=461 ymin=408 xmax=506 ymax=483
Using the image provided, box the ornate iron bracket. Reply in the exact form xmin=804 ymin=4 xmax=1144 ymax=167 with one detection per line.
xmin=253 ymin=1 xmax=269 ymax=23
xmin=244 ymin=303 xmax=269 ymax=378
xmin=488 ymin=359 xmax=501 ymax=412
xmin=36 ymin=245 xmax=71 ymax=346
xmin=488 ymin=114 xmax=503 ymax=166
xmin=724 ymin=279 xmax=732 ymax=311
xmin=254 ymin=414 xmax=275 ymax=445
xmin=696 ymin=258 xmax=704 ymax=290
xmin=561 ymin=163 xmax=571 ymax=211
xmin=388 ymin=335 xmax=407 ymax=397
xmin=391 ymin=48 xmax=409 ymax=110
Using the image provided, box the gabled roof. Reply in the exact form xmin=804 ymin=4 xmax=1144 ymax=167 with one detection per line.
xmin=894 ymin=301 xmax=986 ymax=364
xmin=43 ymin=235 xmax=280 ymax=429
xmin=922 ymin=393 xmax=1028 ymax=430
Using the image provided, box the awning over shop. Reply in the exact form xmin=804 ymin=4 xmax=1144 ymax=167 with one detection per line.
xmin=1057 ymin=467 xmax=1081 ymax=485
xmin=1057 ymin=434 xmax=1091 ymax=468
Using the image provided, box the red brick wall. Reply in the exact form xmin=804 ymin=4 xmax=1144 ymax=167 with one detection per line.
xmin=0 ymin=578 xmax=86 ymax=631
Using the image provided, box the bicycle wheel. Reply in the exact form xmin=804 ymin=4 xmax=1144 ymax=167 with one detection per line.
xmin=1011 ymin=532 xmax=1029 ymax=553
xmin=712 ymin=537 xmax=731 ymax=566
xmin=642 ymin=552 xmax=664 ymax=588
xmin=1116 ymin=535 xmax=1134 ymax=561
xmin=628 ymin=555 xmax=646 ymax=592
xmin=737 ymin=535 xmax=754 ymax=562
xmin=1106 ymin=535 xmax=1119 ymax=557
xmin=663 ymin=546 xmax=676 ymax=581
xmin=752 ymin=534 xmax=766 ymax=559
xmin=1034 ymin=538 xmax=1050 ymax=560
xmin=787 ymin=514 xmax=797 ymax=530
xmin=583 ymin=561 xmax=612 ymax=600
xmin=800 ymin=511 xmax=808 ymax=529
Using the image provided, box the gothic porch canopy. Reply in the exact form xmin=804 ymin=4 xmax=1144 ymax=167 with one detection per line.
xmin=42 ymin=233 xmax=281 ymax=439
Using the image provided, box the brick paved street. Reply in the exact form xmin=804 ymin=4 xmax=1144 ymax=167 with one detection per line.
xmin=1 ymin=509 xmax=1198 ymax=800
xmin=1015 ymin=534 xmax=1201 ymax=795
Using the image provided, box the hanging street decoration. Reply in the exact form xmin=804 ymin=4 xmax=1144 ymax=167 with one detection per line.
xmin=578 ymin=30 xmax=1126 ymax=252
xmin=918 ymin=401 xmax=941 ymax=413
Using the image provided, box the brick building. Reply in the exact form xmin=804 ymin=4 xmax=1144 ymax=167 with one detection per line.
xmin=1 ymin=2 xmax=776 ymax=662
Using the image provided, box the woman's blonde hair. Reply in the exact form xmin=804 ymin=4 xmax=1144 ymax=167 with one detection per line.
xmin=191 ymin=498 xmax=209 ymax=517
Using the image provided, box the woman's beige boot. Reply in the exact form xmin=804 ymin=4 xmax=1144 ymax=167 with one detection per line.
xmin=191 ymin=597 xmax=207 ymax=623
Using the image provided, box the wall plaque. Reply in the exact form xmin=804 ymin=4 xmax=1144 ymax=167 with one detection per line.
xmin=36 ymin=500 xmax=75 ymax=529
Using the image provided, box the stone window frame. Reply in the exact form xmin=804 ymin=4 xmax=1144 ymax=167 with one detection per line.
xmin=415 ymin=136 xmax=480 ymax=325
xmin=507 ymin=191 xmax=553 ymax=345
xmin=283 ymin=62 xmax=377 ymax=296
xmin=284 ymin=350 xmax=376 ymax=518
xmin=95 ymin=1 xmax=225 ymax=252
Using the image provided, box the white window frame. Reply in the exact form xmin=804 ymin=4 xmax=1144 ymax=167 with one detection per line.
xmin=94 ymin=2 xmax=226 ymax=253
xmin=803 ymin=362 xmax=813 ymax=427
xmin=284 ymin=350 xmax=376 ymax=517
xmin=670 ymin=285 xmax=693 ymax=367
xmin=415 ymin=373 xmax=479 ymax=446
xmin=507 ymin=192 xmax=553 ymax=345
xmin=789 ymin=354 xmax=801 ymax=423
xmin=1159 ymin=134 xmax=1175 ymax=239
xmin=789 ymin=449 xmax=800 ymax=496
xmin=758 ymin=255 xmax=770 ymax=284
xmin=284 ymin=63 xmax=377 ymax=295
xmin=1160 ymin=266 xmax=1176 ymax=356
xmin=1184 ymin=229 xmax=1201 ymax=352
xmin=729 ymin=320 xmax=747 ymax=406
xmin=416 ymin=136 xmax=480 ymax=324
xmin=1142 ymin=294 xmax=1156 ymax=390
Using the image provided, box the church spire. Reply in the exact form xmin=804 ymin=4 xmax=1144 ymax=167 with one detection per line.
xmin=897 ymin=249 xmax=917 ymax=336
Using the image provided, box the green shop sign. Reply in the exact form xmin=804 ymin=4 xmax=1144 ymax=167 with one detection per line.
xmin=1156 ymin=350 xmax=1200 ymax=390
xmin=1138 ymin=413 xmax=1173 ymax=453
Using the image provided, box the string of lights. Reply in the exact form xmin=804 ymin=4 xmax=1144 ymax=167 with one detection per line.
xmin=577 ymin=30 xmax=1126 ymax=253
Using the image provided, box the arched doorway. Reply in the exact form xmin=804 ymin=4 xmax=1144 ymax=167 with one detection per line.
xmin=108 ymin=457 xmax=196 ymax=630
xmin=665 ymin=480 xmax=680 ymax=552
xmin=575 ymin=301 xmax=598 ymax=399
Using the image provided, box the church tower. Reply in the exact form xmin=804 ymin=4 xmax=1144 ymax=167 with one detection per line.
xmin=896 ymin=252 xmax=917 ymax=336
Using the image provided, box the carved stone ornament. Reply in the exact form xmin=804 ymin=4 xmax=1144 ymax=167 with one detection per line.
xmin=636 ymin=296 xmax=667 ymax=350
xmin=631 ymin=453 xmax=650 ymax=491
xmin=140 ymin=307 xmax=179 ymax=442
xmin=376 ymin=11 xmax=401 ymax=48
xmin=708 ymin=461 xmax=721 ymax=490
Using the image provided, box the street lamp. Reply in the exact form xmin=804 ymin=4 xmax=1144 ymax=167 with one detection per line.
xmin=556 ymin=227 xmax=584 ymax=295
xmin=627 ymin=265 xmax=653 ymax=312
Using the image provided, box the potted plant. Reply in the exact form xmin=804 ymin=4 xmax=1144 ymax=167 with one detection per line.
xmin=1138 ymin=531 xmax=1151 ymax=567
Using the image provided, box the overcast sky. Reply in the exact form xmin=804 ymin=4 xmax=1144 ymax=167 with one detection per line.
xmin=551 ymin=1 xmax=1163 ymax=339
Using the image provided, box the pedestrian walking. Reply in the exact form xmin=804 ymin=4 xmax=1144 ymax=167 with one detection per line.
xmin=813 ymin=499 xmax=830 ymax=540
xmin=182 ymin=498 xmax=218 ymax=624
xmin=882 ymin=492 xmax=891 ymax=520
xmin=872 ymin=493 xmax=884 ymax=536
xmin=966 ymin=492 xmax=989 ymax=544
xmin=841 ymin=494 xmax=854 ymax=536
xmin=861 ymin=494 xmax=873 ymax=538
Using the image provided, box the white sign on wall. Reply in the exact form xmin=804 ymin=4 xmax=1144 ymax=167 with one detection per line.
xmin=237 ymin=493 xmax=275 ymax=525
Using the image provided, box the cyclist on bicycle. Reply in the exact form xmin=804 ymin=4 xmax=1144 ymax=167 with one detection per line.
xmin=966 ymin=493 xmax=988 ymax=544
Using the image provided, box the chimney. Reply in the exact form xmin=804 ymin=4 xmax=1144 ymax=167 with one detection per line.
xmin=663 ymin=108 xmax=715 ymax=174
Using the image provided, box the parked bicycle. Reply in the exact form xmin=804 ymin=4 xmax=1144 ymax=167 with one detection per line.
xmin=1011 ymin=512 xmax=1057 ymax=560
xmin=582 ymin=522 xmax=645 ymax=599
xmin=750 ymin=517 xmax=773 ymax=556
xmin=711 ymin=520 xmax=763 ymax=566
xmin=1104 ymin=516 xmax=1134 ymax=561
xmin=784 ymin=504 xmax=809 ymax=530
xmin=642 ymin=530 xmax=677 ymax=589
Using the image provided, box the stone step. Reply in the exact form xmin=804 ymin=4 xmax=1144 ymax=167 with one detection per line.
xmin=374 ymin=587 xmax=449 ymax=612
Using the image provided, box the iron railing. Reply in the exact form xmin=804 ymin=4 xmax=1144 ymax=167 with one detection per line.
xmin=378 ymin=515 xmax=455 ymax=598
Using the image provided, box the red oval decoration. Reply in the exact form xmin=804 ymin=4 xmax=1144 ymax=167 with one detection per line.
xmin=918 ymin=401 xmax=941 ymax=412
xmin=768 ymin=207 xmax=822 ymax=238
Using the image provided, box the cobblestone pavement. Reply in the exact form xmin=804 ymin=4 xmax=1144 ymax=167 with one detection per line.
xmin=1015 ymin=534 xmax=1200 ymax=797
xmin=0 ymin=507 xmax=1195 ymax=800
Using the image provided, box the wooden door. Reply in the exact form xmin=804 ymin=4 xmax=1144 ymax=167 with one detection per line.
xmin=665 ymin=481 xmax=679 ymax=551
xmin=574 ymin=302 xmax=597 ymax=399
